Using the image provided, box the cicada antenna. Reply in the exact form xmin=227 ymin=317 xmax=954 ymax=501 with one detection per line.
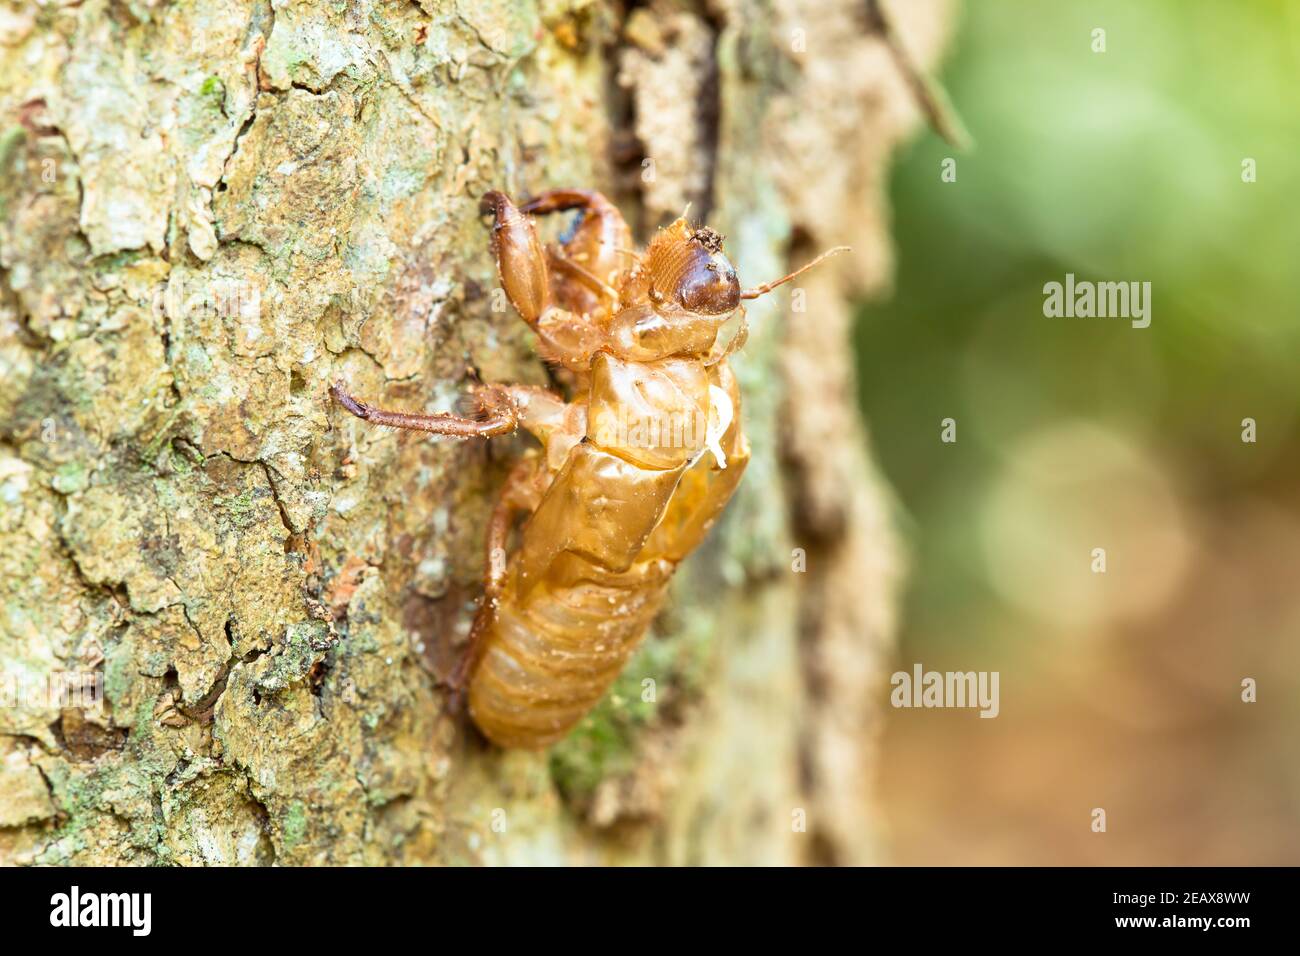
xmin=740 ymin=246 xmax=851 ymax=300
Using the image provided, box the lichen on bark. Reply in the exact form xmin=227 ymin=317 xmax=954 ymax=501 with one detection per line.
xmin=1 ymin=0 xmax=951 ymax=865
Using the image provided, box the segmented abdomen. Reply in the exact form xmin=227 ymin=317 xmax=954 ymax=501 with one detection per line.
xmin=466 ymin=357 xmax=749 ymax=749
xmin=467 ymin=555 xmax=673 ymax=748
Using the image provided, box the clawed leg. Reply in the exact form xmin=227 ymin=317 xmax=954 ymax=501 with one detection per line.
xmin=331 ymin=379 xmax=585 ymax=451
xmin=518 ymin=188 xmax=611 ymax=216
xmin=519 ymin=189 xmax=632 ymax=273
xmin=330 ymin=381 xmax=520 ymax=437
xmin=481 ymin=190 xmax=550 ymax=324
xmin=483 ymin=188 xmax=613 ymax=369
xmin=521 ymin=189 xmax=633 ymax=312
xmin=444 ymin=457 xmax=541 ymax=707
xmin=486 ymin=187 xmax=631 ymax=329
xmin=333 ymin=371 xmax=583 ymax=710
xmin=546 ymin=247 xmax=620 ymax=308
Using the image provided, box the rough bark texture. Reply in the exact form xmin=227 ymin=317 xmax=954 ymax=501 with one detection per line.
xmin=0 ymin=0 xmax=950 ymax=866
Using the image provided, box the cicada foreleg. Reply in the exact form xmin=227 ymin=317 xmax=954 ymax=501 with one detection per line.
xmin=519 ymin=188 xmax=633 ymax=306
xmin=482 ymin=190 xmax=617 ymax=366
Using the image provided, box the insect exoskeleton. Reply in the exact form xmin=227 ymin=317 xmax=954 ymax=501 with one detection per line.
xmin=331 ymin=188 xmax=846 ymax=748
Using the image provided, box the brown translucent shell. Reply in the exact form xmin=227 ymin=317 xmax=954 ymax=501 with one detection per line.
xmin=332 ymin=188 xmax=841 ymax=748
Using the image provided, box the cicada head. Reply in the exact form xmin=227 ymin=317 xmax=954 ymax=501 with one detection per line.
xmin=609 ymin=218 xmax=741 ymax=360
xmin=611 ymin=216 xmax=845 ymax=362
xmin=646 ymin=220 xmax=742 ymax=316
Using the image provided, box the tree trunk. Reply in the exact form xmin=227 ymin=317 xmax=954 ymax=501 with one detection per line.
xmin=0 ymin=0 xmax=951 ymax=866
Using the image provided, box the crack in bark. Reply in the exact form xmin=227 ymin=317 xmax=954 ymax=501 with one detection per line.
xmin=693 ymin=3 xmax=725 ymax=221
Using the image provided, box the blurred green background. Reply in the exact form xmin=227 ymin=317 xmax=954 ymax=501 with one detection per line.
xmin=861 ymin=0 xmax=1300 ymax=864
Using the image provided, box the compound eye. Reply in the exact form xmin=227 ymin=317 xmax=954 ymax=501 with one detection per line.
xmin=677 ymin=255 xmax=740 ymax=315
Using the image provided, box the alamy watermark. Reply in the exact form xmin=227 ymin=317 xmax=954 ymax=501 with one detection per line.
xmin=149 ymin=276 xmax=261 ymax=327
xmin=50 ymin=886 xmax=151 ymax=936
xmin=0 ymin=670 xmax=103 ymax=709
xmin=1043 ymin=273 xmax=1151 ymax=329
xmin=589 ymin=406 xmax=710 ymax=451
xmin=588 ymin=385 xmax=734 ymax=468
xmin=890 ymin=664 xmax=1000 ymax=718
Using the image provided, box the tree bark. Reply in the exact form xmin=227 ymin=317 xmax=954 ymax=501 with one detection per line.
xmin=0 ymin=0 xmax=951 ymax=866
